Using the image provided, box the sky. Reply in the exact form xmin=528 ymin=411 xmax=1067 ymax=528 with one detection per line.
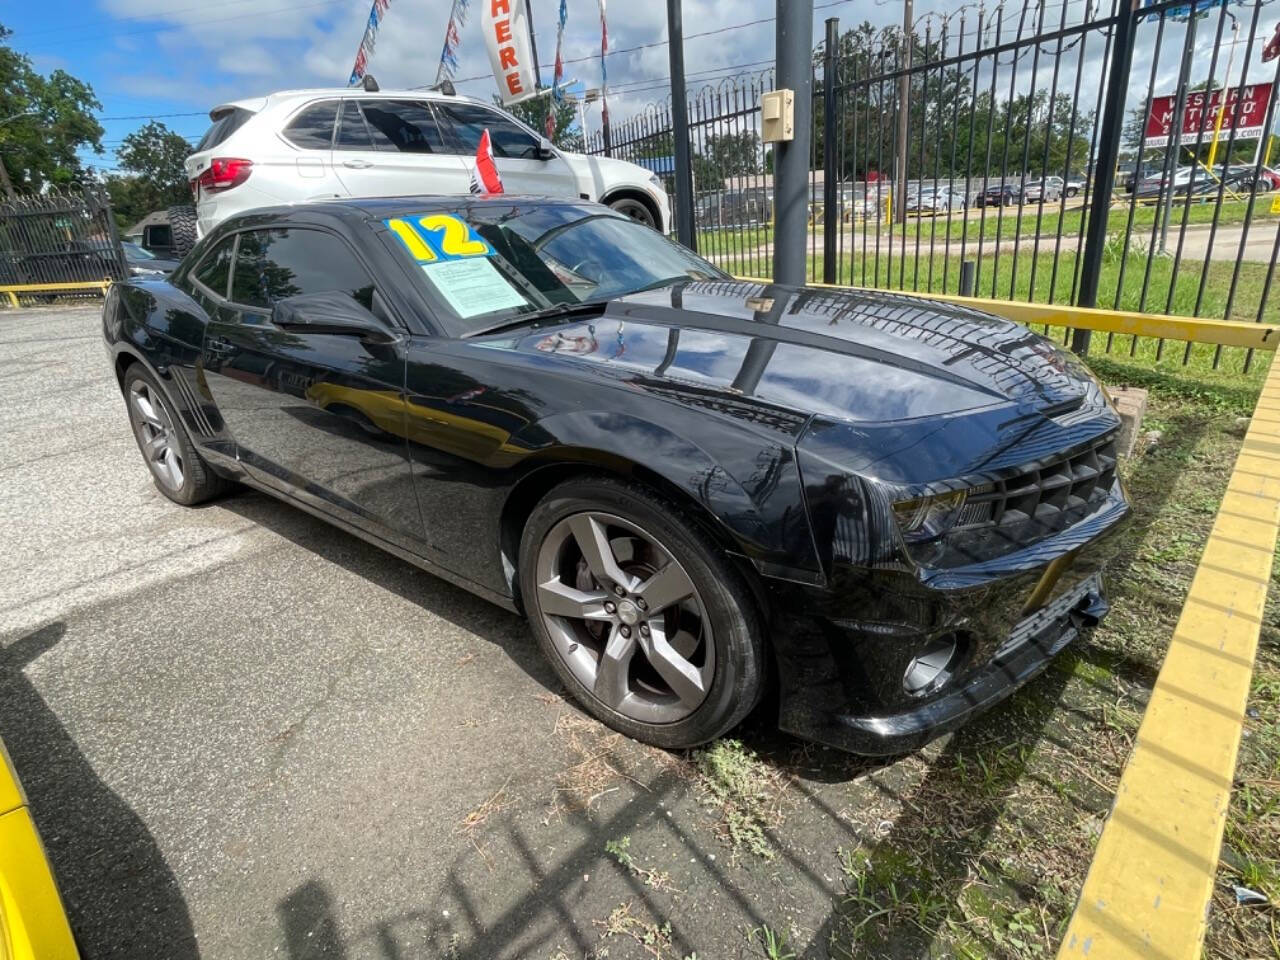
xmin=3 ymin=0 xmax=1277 ymax=175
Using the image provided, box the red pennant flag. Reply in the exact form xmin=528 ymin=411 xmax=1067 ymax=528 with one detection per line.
xmin=1264 ymin=22 xmax=1280 ymax=63
xmin=544 ymin=110 xmax=556 ymax=140
xmin=469 ymin=129 xmax=504 ymax=195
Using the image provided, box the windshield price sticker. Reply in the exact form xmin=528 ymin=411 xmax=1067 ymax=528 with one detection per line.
xmin=384 ymin=214 xmax=494 ymax=263
xmin=421 ymin=257 xmax=529 ymax=319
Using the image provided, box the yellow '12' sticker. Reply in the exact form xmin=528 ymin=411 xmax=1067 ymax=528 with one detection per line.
xmin=384 ymin=214 xmax=494 ymax=262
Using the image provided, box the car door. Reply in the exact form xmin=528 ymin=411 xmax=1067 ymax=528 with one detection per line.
xmin=279 ymin=98 xmax=346 ymax=200
xmin=434 ymin=101 xmax=579 ymax=199
xmin=198 ymin=225 xmax=425 ymax=547
xmin=331 ymin=98 xmax=469 ymax=199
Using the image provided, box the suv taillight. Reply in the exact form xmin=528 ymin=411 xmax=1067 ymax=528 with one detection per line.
xmin=193 ymin=157 xmax=253 ymax=195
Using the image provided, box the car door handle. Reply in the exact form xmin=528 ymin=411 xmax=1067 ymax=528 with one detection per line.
xmin=342 ymin=159 xmax=374 ymax=169
xmin=206 ymin=336 xmax=236 ymax=355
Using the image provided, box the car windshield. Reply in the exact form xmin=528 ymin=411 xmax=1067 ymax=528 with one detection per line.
xmin=123 ymin=241 xmax=155 ymax=260
xmin=381 ymin=201 xmax=726 ymax=336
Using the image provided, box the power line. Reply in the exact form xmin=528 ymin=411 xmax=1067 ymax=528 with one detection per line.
xmin=97 ymin=111 xmax=208 ymax=121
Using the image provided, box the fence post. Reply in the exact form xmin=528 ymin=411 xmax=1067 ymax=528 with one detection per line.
xmin=1073 ymin=0 xmax=1139 ymax=356
xmin=959 ymin=260 xmax=976 ymax=297
xmin=774 ymin=0 xmax=814 ymax=286
xmin=667 ymin=0 xmax=696 ymax=250
xmin=823 ymin=17 xmax=839 ymax=284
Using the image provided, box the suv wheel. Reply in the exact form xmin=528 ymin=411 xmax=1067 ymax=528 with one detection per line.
xmin=608 ymin=196 xmax=657 ymax=230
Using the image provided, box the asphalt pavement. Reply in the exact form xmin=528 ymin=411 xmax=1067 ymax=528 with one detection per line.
xmin=0 ymin=304 xmax=900 ymax=959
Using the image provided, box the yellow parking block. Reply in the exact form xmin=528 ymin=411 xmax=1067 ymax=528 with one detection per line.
xmin=1056 ymin=357 xmax=1280 ymax=959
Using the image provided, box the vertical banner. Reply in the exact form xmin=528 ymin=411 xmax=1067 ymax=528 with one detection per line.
xmin=482 ymin=0 xmax=537 ymax=104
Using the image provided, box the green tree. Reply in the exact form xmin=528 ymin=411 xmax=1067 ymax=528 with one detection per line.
xmin=494 ymin=94 xmax=583 ymax=151
xmin=0 ymin=23 xmax=104 ymax=194
xmin=106 ymin=121 xmax=192 ymax=224
xmin=705 ymin=130 xmax=761 ymax=181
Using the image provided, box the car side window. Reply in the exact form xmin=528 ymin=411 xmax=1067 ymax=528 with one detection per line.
xmin=192 ymin=235 xmax=236 ymax=298
xmin=436 ymin=103 xmax=540 ymax=159
xmin=358 ymin=100 xmax=447 ymax=153
xmin=229 ymin=228 xmax=377 ymax=312
xmin=284 ymin=100 xmax=338 ymax=150
xmin=335 ymin=100 xmax=374 ymax=151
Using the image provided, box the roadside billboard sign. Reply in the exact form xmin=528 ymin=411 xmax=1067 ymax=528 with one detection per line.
xmin=1143 ymin=83 xmax=1274 ymax=147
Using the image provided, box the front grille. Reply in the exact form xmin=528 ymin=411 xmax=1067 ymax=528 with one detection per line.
xmin=956 ymin=435 xmax=1118 ymax=530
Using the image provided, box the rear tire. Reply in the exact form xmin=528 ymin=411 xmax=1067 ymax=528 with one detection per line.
xmin=123 ymin=365 xmax=230 ymax=506
xmin=607 ymin=195 xmax=658 ymax=230
xmin=166 ymin=205 xmax=199 ymax=259
xmin=519 ymin=477 xmax=766 ymax=749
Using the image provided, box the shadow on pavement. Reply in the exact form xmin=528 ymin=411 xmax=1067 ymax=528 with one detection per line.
xmin=0 ymin=622 xmax=199 ymax=959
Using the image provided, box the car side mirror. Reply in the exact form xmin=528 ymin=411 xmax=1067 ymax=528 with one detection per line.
xmin=536 ymin=136 xmax=556 ymax=160
xmin=271 ymin=291 xmax=399 ymax=343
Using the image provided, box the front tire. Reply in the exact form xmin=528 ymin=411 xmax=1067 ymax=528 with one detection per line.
xmin=606 ymin=195 xmax=658 ymax=230
xmin=123 ymin=366 xmax=229 ymax=506
xmin=518 ymin=477 xmax=766 ymax=749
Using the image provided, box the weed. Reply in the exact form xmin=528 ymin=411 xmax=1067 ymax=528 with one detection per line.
xmin=748 ymin=924 xmax=797 ymax=960
xmin=604 ymin=835 xmax=679 ymax=892
xmin=693 ymin=739 xmax=789 ymax=861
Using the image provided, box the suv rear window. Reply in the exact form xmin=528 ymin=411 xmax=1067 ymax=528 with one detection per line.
xmin=283 ymin=101 xmax=338 ymax=149
xmin=195 ymin=107 xmax=255 ymax=152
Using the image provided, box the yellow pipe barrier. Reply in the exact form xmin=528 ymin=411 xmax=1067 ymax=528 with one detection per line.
xmin=734 ymin=278 xmax=1278 ymax=351
xmin=1057 ymin=350 xmax=1280 ymax=959
xmin=0 ymin=279 xmax=112 ymax=308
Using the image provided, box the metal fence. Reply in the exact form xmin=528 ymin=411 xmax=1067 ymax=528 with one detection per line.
xmin=0 ymin=188 xmax=127 ymax=303
xmin=586 ymin=0 xmax=1280 ymax=371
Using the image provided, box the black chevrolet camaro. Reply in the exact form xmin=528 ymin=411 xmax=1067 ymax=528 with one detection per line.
xmin=102 ymin=195 xmax=1129 ymax=755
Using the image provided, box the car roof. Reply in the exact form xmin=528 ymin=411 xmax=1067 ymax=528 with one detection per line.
xmin=211 ymin=87 xmax=488 ymax=117
xmin=225 ymin=194 xmax=600 ymax=226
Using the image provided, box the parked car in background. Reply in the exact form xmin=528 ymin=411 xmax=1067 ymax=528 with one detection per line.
xmin=1257 ymin=166 xmax=1280 ymax=190
xmin=0 ymin=738 xmax=80 ymax=958
xmin=175 ymin=85 xmax=671 ymax=256
xmin=122 ymin=241 xmax=180 ymax=276
xmin=1064 ymin=176 xmax=1086 ymax=198
xmin=1133 ymin=164 xmax=1264 ymax=200
xmin=1023 ymin=176 xmax=1063 ymax=203
xmin=104 ymin=194 xmax=1129 ymax=756
xmin=978 ymin=182 xmax=1022 ymax=207
xmin=907 ymin=185 xmax=967 ymax=214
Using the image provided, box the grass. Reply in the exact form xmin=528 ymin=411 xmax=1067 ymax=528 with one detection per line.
xmin=806 ymin=355 xmax=1278 ymax=958
xmin=820 ymin=245 xmax=1276 ymax=325
xmin=897 ymin=195 xmax=1279 ymax=244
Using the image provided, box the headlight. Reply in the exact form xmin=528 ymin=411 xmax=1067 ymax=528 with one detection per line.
xmin=892 ymin=490 xmax=967 ymax=538
xmin=647 ymin=173 xmax=664 ymax=192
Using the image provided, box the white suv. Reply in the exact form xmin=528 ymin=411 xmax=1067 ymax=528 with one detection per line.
xmin=178 ymin=87 xmax=671 ymax=251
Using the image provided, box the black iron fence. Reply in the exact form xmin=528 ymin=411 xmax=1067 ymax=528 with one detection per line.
xmin=586 ymin=0 xmax=1280 ymax=370
xmin=0 ymin=188 xmax=126 ymax=302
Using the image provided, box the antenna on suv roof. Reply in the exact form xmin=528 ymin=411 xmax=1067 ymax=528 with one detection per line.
xmin=362 ymin=74 xmax=380 ymax=92
xmin=433 ymin=79 xmax=456 ymax=96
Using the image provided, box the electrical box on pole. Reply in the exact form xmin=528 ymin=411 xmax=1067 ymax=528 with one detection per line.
xmin=760 ymin=90 xmax=795 ymax=143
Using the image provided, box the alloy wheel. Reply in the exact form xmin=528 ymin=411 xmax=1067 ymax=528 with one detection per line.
xmin=534 ymin=511 xmax=714 ymax=724
xmin=610 ymin=198 xmax=656 ymax=228
xmin=129 ymin=380 xmax=184 ymax=491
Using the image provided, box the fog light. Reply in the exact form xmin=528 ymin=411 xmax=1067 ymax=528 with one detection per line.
xmin=903 ymin=634 xmax=960 ymax=696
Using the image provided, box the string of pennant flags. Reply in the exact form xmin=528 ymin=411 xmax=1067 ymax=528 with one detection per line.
xmin=348 ymin=0 xmax=392 ymax=86
xmin=349 ymin=0 xmax=617 ymax=131
xmin=436 ymin=0 xmax=473 ymax=86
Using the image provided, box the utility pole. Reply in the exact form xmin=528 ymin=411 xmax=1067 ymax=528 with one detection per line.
xmin=524 ymin=0 xmax=542 ymax=89
xmin=668 ymin=0 xmax=696 ymax=250
xmin=895 ymin=0 xmax=913 ymax=224
xmin=773 ymin=0 xmax=814 ymax=285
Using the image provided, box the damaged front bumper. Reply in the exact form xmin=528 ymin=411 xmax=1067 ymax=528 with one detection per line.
xmin=767 ymin=487 xmax=1129 ymax=755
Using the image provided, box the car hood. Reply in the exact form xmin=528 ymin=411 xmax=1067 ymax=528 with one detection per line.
xmin=488 ymin=280 xmax=1093 ymax=430
xmin=560 ymin=152 xmax=657 ymax=196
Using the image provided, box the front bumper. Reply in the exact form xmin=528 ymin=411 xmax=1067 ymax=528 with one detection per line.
xmin=767 ymin=490 xmax=1129 ymax=755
